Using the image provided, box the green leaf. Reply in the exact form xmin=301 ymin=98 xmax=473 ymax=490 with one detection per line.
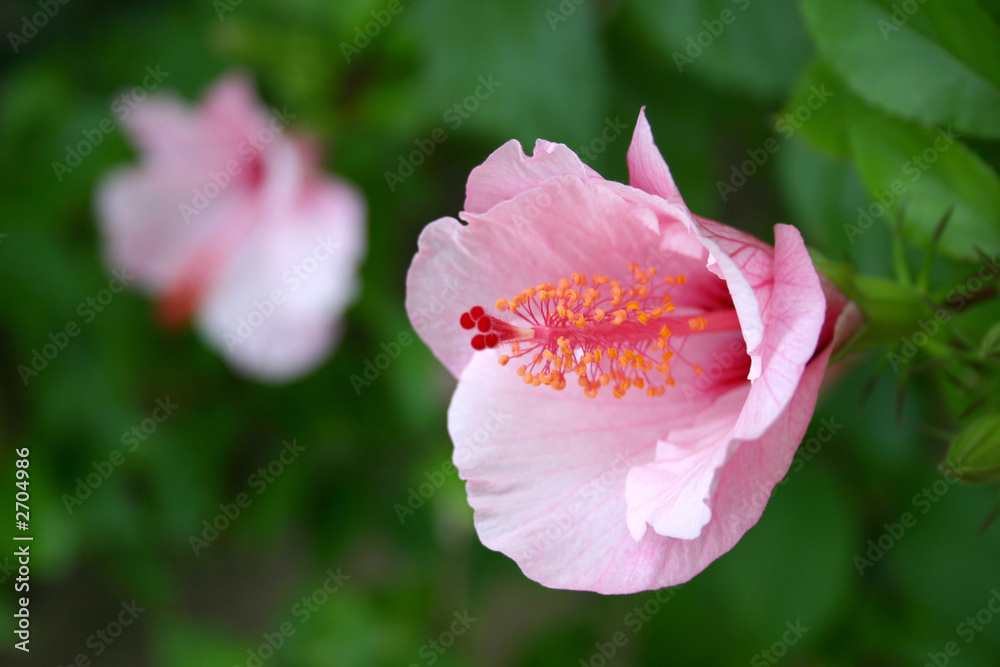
xmin=781 ymin=60 xmax=866 ymax=159
xmin=847 ymin=109 xmax=1000 ymax=259
xmin=631 ymin=0 xmax=812 ymax=100
xmin=402 ymin=0 xmax=610 ymax=147
xmin=800 ymin=0 xmax=1000 ymax=139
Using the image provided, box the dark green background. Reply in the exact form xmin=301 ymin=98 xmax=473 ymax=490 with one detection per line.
xmin=2 ymin=0 xmax=1000 ymax=665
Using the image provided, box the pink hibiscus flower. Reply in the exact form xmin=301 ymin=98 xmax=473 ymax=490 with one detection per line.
xmin=406 ymin=109 xmax=857 ymax=593
xmin=96 ymin=74 xmax=366 ymax=382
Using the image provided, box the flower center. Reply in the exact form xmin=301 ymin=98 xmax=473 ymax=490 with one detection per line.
xmin=459 ymin=263 xmax=741 ymax=398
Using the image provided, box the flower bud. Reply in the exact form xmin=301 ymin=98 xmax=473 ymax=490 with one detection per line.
xmin=979 ymin=323 xmax=1000 ymax=364
xmin=945 ymin=414 xmax=1000 ymax=483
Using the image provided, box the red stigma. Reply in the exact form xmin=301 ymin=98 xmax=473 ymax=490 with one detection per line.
xmin=460 ymin=305 xmax=523 ymax=350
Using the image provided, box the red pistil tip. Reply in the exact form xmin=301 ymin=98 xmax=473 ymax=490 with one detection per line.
xmin=460 ymin=312 xmax=476 ymax=329
xmin=469 ymin=305 xmax=485 ymax=320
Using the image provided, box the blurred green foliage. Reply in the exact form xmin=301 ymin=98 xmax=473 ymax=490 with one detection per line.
xmin=1 ymin=0 xmax=1000 ymax=665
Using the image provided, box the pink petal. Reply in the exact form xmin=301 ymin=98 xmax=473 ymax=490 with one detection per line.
xmin=406 ymin=175 xmax=727 ymax=378
xmin=625 ymin=386 xmax=749 ymax=540
xmin=730 ymin=224 xmax=825 ymax=441
xmin=626 ymin=108 xmax=687 ymax=208
xmin=197 ymin=177 xmax=366 ymax=381
xmin=94 ymin=166 xmax=247 ymax=294
xmin=449 ymin=352 xmax=695 ymax=593
xmin=450 ymin=337 xmax=833 ymax=593
xmin=463 ymin=139 xmax=600 ymax=215
xmin=121 ymin=74 xmax=268 ymax=175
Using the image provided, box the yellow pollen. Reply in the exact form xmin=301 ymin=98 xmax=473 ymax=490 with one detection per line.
xmin=689 ymin=317 xmax=708 ymax=331
xmin=486 ymin=265 xmax=708 ymax=400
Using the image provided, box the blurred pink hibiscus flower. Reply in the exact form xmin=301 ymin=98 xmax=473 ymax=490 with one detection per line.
xmin=406 ymin=109 xmax=858 ymax=593
xmin=96 ymin=74 xmax=365 ymax=382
